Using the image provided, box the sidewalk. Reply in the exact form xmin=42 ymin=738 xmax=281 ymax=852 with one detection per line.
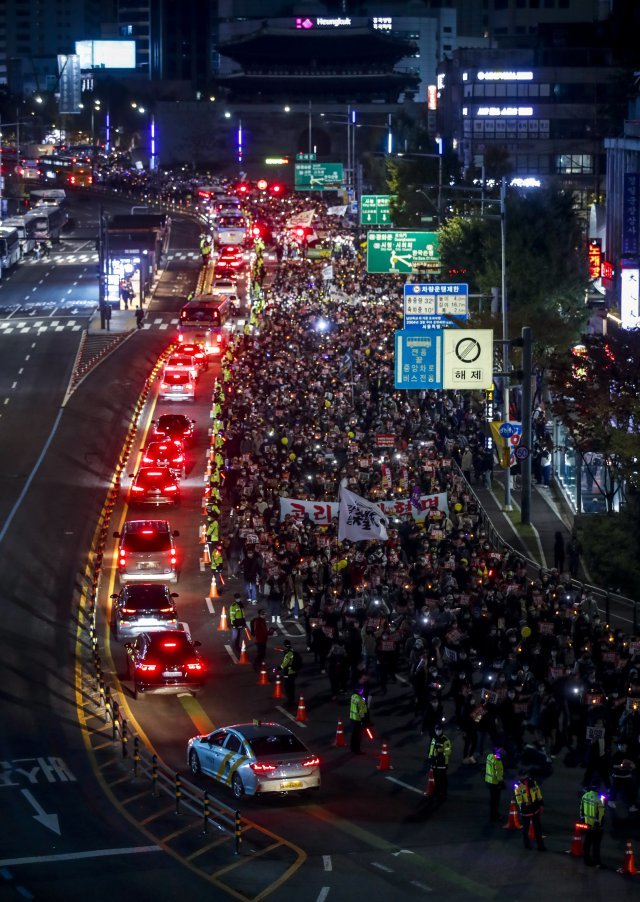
xmin=471 ymin=470 xmax=584 ymax=578
xmin=87 ymin=307 xmax=137 ymax=334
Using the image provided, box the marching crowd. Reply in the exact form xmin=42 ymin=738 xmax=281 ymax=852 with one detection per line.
xmin=202 ymin=189 xmax=640 ymax=857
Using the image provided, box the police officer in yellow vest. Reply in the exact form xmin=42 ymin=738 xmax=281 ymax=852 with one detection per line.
xmin=580 ymin=780 xmax=605 ymax=867
xmin=514 ymin=770 xmax=546 ymax=850
xmin=428 ymin=725 xmax=452 ymax=800
xmin=485 ymin=748 xmax=505 ymax=821
xmin=228 ymin=594 xmax=246 ymax=658
xmin=350 ymin=685 xmax=369 ymax=755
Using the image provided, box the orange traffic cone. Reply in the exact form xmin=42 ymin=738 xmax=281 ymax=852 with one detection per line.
xmin=217 ymin=607 xmax=228 ymax=631
xmin=618 ymin=840 xmax=639 ymax=875
xmin=238 ymin=640 xmax=249 ymax=664
xmin=273 ymin=674 xmax=283 ymax=699
xmin=424 ymin=768 xmax=436 ymax=797
xmin=528 ymin=820 xmax=536 ymax=842
xmin=199 ymin=524 xmax=206 ymax=544
xmin=258 ymin=664 xmax=268 ymax=686
xmin=503 ymin=798 xmax=521 ymax=830
xmin=334 ymin=720 xmax=346 ymax=747
xmin=202 ymin=545 xmax=210 ymax=564
xmin=377 ymin=741 xmax=393 ymax=771
xmin=565 ymin=822 xmax=587 ymax=857
xmin=296 ymin=696 xmax=307 ymax=722
xmin=208 ymin=576 xmax=218 ymax=598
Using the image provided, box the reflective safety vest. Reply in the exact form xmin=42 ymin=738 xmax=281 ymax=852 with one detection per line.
xmin=429 ymin=735 xmax=452 ymax=768
xmin=580 ymin=790 xmax=605 ymax=827
xmin=210 ymin=549 xmax=223 ymax=571
xmin=229 ymin=601 xmax=245 ymax=625
xmin=206 ymin=520 xmax=219 ymax=542
xmin=514 ymin=779 xmax=543 ymax=813
xmin=485 ymin=753 xmax=504 ymax=785
xmin=350 ymin=693 xmax=368 ymax=723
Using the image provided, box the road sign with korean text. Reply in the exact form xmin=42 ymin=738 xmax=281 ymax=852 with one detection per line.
xmin=294 ymin=162 xmax=343 ymax=190
xmin=394 ymin=329 xmax=443 ymax=389
xmin=403 ymin=282 xmax=469 ymax=330
xmin=367 ymin=231 xmax=440 ymax=274
xmin=442 ymin=329 xmax=493 ymax=389
xmin=360 ymin=195 xmax=395 ymax=226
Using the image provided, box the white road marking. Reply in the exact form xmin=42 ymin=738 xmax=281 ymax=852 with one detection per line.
xmin=224 ymin=643 xmax=238 ymax=663
xmin=11 ymin=381 xmax=17 ymax=389
xmin=410 ymin=881 xmax=433 ymax=893
xmin=205 ymin=597 xmax=214 ymax=614
xmin=385 ymin=776 xmax=423 ymax=795
xmin=18 ymin=368 xmax=23 ymax=374
xmin=0 ymin=846 xmax=161 ymax=867
xmin=275 ymin=704 xmax=307 ymax=728
xmin=315 ymin=889 xmax=330 ymax=902
xmin=322 ymin=855 xmax=332 ymax=871
xmin=4 ymin=398 xmax=9 ymax=405
xmin=371 ymin=862 xmax=393 ymax=873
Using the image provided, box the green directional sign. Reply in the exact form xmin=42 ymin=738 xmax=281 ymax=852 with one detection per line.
xmin=296 ymin=152 xmax=316 ymax=162
xmin=294 ymin=162 xmax=343 ymax=191
xmin=360 ymin=194 xmax=395 ymax=226
xmin=366 ymin=230 xmax=440 ymax=274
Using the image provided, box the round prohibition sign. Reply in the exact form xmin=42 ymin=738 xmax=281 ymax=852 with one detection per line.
xmin=454 ymin=336 xmax=482 ymax=363
xmin=514 ymin=445 xmax=529 ymax=461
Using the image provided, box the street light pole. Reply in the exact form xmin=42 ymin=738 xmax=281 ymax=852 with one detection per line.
xmin=501 ymin=176 xmax=512 ymax=511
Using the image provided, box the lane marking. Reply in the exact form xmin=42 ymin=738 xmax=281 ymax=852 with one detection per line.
xmin=385 ymin=776 xmax=423 ymax=795
xmin=11 ymin=381 xmax=17 ymax=389
xmin=275 ymin=705 xmax=307 ymax=728
xmin=205 ymin=597 xmax=214 ymax=614
xmin=371 ymin=862 xmax=393 ymax=873
xmin=0 ymin=846 xmax=161 ymax=867
xmin=322 ymin=855 xmax=332 ymax=870
xmin=316 ymin=889 xmax=330 ymax=902
xmin=178 ymin=694 xmax=215 ymax=735
xmin=410 ymin=881 xmax=433 ymax=893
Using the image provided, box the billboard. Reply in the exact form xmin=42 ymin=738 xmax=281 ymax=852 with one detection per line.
xmin=57 ymin=55 xmax=81 ymax=114
xmin=75 ymin=40 xmax=136 ymax=70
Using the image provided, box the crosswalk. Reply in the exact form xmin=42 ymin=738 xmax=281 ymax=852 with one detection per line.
xmin=20 ymin=249 xmax=201 ymax=266
xmin=0 ymin=314 xmax=180 ymax=336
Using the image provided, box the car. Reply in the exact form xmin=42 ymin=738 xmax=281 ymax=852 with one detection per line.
xmin=125 ymin=630 xmax=206 ymax=698
xmin=159 ymin=369 xmax=196 ymax=402
xmin=114 ymin=519 xmax=179 ymax=584
xmin=128 ymin=466 xmax=180 ymax=507
xmin=164 ymin=353 xmax=200 ymax=382
xmin=178 ymin=342 xmax=207 ymax=370
xmin=141 ymin=440 xmax=186 ymax=477
xmin=218 ymin=245 xmax=245 ymax=269
xmin=187 ymin=722 xmax=321 ymax=799
xmin=111 ymin=583 xmax=179 ymax=640
xmin=151 ymin=414 xmax=195 ymax=447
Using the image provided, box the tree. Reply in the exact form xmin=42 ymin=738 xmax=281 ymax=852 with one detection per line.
xmin=549 ymin=329 xmax=640 ymax=512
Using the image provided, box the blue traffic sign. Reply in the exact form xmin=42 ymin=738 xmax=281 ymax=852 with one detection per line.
xmin=499 ymin=422 xmax=517 ymax=438
xmin=394 ymin=329 xmax=443 ymax=389
xmin=403 ymin=282 xmax=469 ymax=331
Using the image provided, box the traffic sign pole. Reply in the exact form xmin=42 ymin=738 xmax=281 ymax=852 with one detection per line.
xmin=520 ymin=326 xmax=532 ymax=525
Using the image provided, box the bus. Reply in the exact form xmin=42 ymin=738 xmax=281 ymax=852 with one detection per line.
xmin=215 ymin=213 xmax=248 ymax=247
xmin=26 ymin=205 xmax=65 ymax=242
xmin=0 ymin=226 xmax=21 ymax=270
xmin=2 ymin=215 xmax=38 ymax=256
xmin=40 ymin=154 xmax=93 ymax=188
xmin=177 ymin=297 xmax=231 ymax=356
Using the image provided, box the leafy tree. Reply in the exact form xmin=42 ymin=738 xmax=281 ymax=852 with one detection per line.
xmin=549 ymin=329 xmax=640 ymax=512
xmin=575 ymin=493 xmax=640 ymax=598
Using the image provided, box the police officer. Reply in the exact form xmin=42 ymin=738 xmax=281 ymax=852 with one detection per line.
xmin=349 ymin=685 xmax=369 ymax=755
xmin=485 ymin=748 xmax=505 ymax=821
xmin=278 ymin=640 xmax=298 ymax=707
xmin=580 ymin=780 xmax=605 ymax=867
xmin=428 ymin=724 xmax=452 ymax=800
xmin=228 ymin=594 xmax=246 ymax=658
xmin=514 ymin=770 xmax=546 ymax=851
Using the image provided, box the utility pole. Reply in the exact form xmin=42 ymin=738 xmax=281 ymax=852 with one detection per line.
xmin=520 ymin=326 xmax=533 ymax=524
xmin=500 ymin=177 xmax=511 ymax=510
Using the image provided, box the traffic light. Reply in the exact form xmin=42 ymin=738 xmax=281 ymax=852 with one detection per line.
xmin=256 ymin=178 xmax=268 ymax=191
xmin=269 ymin=182 xmax=284 ymax=196
xmin=236 ymin=183 xmax=249 ymax=195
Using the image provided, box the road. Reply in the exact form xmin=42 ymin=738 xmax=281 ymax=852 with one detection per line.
xmin=0 ymin=190 xmax=637 ymax=902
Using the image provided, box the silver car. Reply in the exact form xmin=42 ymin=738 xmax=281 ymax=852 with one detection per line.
xmin=187 ymin=722 xmax=321 ymax=799
xmin=111 ymin=583 xmax=179 ymax=640
xmin=114 ymin=519 xmax=179 ymax=584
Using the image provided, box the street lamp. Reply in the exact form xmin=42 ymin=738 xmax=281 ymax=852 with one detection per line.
xmin=133 ymin=103 xmax=157 ymax=171
xmin=224 ymin=111 xmax=243 ymax=170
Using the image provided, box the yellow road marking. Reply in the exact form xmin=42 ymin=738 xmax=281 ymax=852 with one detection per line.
xmin=178 ymin=694 xmax=215 ymax=735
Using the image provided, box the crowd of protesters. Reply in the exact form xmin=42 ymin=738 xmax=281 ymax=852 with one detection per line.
xmin=201 ymin=191 xmax=640 ymax=814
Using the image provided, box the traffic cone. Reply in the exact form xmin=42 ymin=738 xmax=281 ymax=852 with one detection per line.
xmin=334 ymin=720 xmax=346 ymax=747
xmin=296 ymin=696 xmax=307 ymax=723
xmin=528 ymin=820 xmax=536 ymax=842
xmin=217 ymin=607 xmax=228 ymax=631
xmin=273 ymin=674 xmax=283 ymax=699
xmin=565 ymin=822 xmax=587 ymax=857
xmin=238 ymin=640 xmax=249 ymax=664
xmin=208 ymin=576 xmax=218 ymax=598
xmin=202 ymin=545 xmax=210 ymax=564
xmin=424 ymin=768 xmax=436 ymax=797
xmin=199 ymin=524 xmax=206 ymax=544
xmin=617 ymin=840 xmax=639 ymax=875
xmin=258 ymin=664 xmax=268 ymax=686
xmin=503 ymin=798 xmax=521 ymax=830
xmin=377 ymin=741 xmax=393 ymax=771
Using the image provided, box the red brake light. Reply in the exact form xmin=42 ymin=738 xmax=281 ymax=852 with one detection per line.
xmin=160 ymin=607 xmax=174 ymax=613
xmin=131 ymin=485 xmax=145 ymax=492
xmin=162 ymin=640 xmax=178 ymax=648
xmin=164 ymin=484 xmax=178 ymax=493
xmin=250 ymin=762 xmax=277 ymax=774
xmin=302 ymin=756 xmax=320 ymax=768
xmin=121 ymin=608 xmax=137 ymax=615
xmin=142 ymin=456 xmax=153 ymax=464
xmin=186 ymin=661 xmax=203 ymax=671
xmin=141 ymin=529 xmax=155 ymax=535
xmin=137 ymin=662 xmax=158 ymax=672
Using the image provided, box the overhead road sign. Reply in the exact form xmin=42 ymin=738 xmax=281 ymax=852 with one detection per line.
xmin=366 ymin=231 xmax=440 ymax=274
xmin=394 ymin=329 xmax=443 ymax=390
xmin=442 ymin=328 xmax=494 ymax=389
xmin=294 ymin=162 xmax=343 ymax=190
xmin=403 ymin=282 xmax=468 ymax=330
xmin=296 ymin=152 xmax=316 ymax=161
xmin=360 ymin=195 xmax=395 ymax=226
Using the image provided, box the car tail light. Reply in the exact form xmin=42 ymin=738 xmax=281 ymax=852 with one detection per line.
xmin=131 ymin=485 xmax=145 ymax=492
xmin=137 ymin=662 xmax=158 ymax=672
xmin=170 ymin=554 xmax=177 ymax=565
xmin=302 ymin=756 xmax=320 ymax=768
xmin=250 ymin=762 xmax=277 ymax=774
xmin=186 ymin=661 xmax=203 ymax=671
xmin=174 ymin=454 xmax=184 ymax=464
xmin=121 ymin=608 xmax=137 ymax=615
xmin=160 ymin=607 xmax=174 ymax=613
xmin=142 ymin=455 xmax=153 ymax=464
xmin=164 ymin=484 xmax=178 ymax=493
xmin=141 ymin=529 xmax=155 ymax=535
